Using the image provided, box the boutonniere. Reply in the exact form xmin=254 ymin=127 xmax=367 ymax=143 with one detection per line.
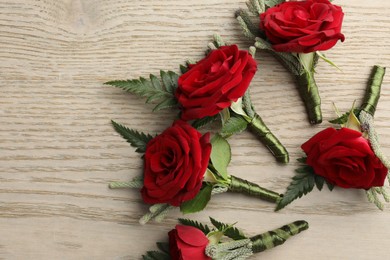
xmin=109 ymin=120 xmax=282 ymax=224
xmin=236 ymin=0 xmax=345 ymax=124
xmin=276 ymin=66 xmax=389 ymax=210
xmin=105 ymin=35 xmax=289 ymax=163
xmin=143 ymin=217 xmax=308 ymax=259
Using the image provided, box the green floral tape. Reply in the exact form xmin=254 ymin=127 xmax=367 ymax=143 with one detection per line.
xmin=250 ymin=220 xmax=309 ymax=253
xmin=361 ymin=65 xmax=386 ymax=117
xmin=248 ymin=113 xmax=289 ymax=163
xmin=296 ymin=72 xmax=322 ymax=124
xmin=228 ymin=175 xmax=282 ymax=203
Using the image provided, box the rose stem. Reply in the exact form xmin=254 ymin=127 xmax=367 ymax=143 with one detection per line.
xmin=242 ymin=91 xmax=289 ymax=164
xmin=295 ymin=72 xmax=322 ymax=124
xmin=228 ymin=175 xmax=282 ymax=203
xmin=360 ymin=65 xmax=386 ymax=117
xmin=250 ymin=220 xmax=309 ymax=253
xmin=248 ymin=113 xmax=290 ymax=164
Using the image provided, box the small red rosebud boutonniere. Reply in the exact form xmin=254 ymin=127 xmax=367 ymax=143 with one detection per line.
xmin=276 ymin=66 xmax=390 ymax=211
xmin=236 ymin=0 xmax=345 ymax=124
xmin=143 ymin=217 xmax=309 ymax=259
xmin=105 ymin=35 xmax=290 ymax=163
xmin=108 ymin=120 xmax=282 ymax=224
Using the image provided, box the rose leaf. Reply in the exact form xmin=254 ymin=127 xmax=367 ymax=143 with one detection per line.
xmin=179 ymin=185 xmax=213 ymax=214
xmin=220 ymin=116 xmax=248 ymax=138
xmin=210 ymin=134 xmax=232 ymax=180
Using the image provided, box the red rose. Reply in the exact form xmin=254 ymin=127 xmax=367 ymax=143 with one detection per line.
xmin=260 ymin=0 xmax=345 ymax=53
xmin=302 ymin=127 xmax=388 ymax=189
xmin=141 ymin=120 xmax=211 ymax=206
xmin=175 ymin=45 xmax=257 ymax=121
xmin=169 ymin=225 xmax=211 ymax=260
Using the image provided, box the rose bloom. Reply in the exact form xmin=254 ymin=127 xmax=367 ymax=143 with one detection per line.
xmin=302 ymin=127 xmax=388 ymax=189
xmin=175 ymin=45 xmax=257 ymax=121
xmin=169 ymin=225 xmax=211 ymax=260
xmin=260 ymin=0 xmax=345 ymax=53
xmin=141 ymin=120 xmax=211 ymax=206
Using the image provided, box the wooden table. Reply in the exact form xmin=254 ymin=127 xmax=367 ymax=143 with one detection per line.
xmin=1 ymin=0 xmax=390 ymax=259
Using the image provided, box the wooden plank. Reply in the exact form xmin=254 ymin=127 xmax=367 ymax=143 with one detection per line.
xmin=1 ymin=0 xmax=390 ymax=259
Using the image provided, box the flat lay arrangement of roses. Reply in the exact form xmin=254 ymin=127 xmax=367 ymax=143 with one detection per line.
xmin=104 ymin=0 xmax=389 ymax=259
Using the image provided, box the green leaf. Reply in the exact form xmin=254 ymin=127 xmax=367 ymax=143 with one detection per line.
xmin=152 ymin=98 xmax=178 ymax=112
xmin=180 ymin=185 xmax=213 ymax=214
xmin=314 ymin=175 xmax=325 ymax=191
xmin=192 ymin=115 xmax=219 ymax=129
xmin=210 ymin=134 xmax=231 ymax=180
xmin=344 ymin=102 xmax=361 ymax=132
xmin=220 ymin=116 xmax=248 ymax=138
xmin=275 ymin=167 xmax=316 ymax=211
xmin=142 ymin=251 xmax=170 ymax=260
xmin=209 ymin=217 xmax=247 ymax=240
xmin=105 ymin=70 xmax=179 ymax=111
xmin=316 ymin=51 xmax=342 ymax=72
xmin=329 ymin=109 xmax=360 ymax=125
xmin=254 ymin=38 xmax=301 ymax=75
xmin=111 ymin=120 xmax=154 ymax=153
xmin=178 ymin=218 xmax=212 ymax=235
xmin=230 ymin=98 xmax=251 ymax=121
xmin=180 ymin=64 xmax=188 ymax=74
xmin=265 ymin=0 xmax=285 ymax=8
xmin=156 ymin=242 xmax=170 ymax=254
xmin=296 ymin=157 xmax=307 ymax=164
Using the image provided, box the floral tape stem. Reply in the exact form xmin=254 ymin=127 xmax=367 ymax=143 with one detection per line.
xmin=360 ymin=65 xmax=386 ymax=117
xmin=250 ymin=220 xmax=309 ymax=253
xmin=248 ymin=113 xmax=289 ymax=163
xmin=228 ymin=175 xmax=282 ymax=203
xmin=296 ymin=72 xmax=322 ymax=124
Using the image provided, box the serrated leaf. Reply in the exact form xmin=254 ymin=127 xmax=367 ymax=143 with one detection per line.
xmin=329 ymin=109 xmax=360 ymax=125
xmin=296 ymin=157 xmax=307 ymax=164
xmin=150 ymin=74 xmax=162 ymax=90
xmin=180 ymin=185 xmax=213 ymax=214
xmin=142 ymin=251 xmax=170 ymax=260
xmin=192 ymin=115 xmax=219 ymax=129
xmin=156 ymin=242 xmax=170 ymax=254
xmin=152 ymin=98 xmax=179 ymax=112
xmin=314 ymin=175 xmax=325 ymax=191
xmin=105 ymin=70 xmax=179 ymax=111
xmin=265 ymin=0 xmax=285 ymax=8
xmin=275 ymin=168 xmax=316 ymax=211
xmin=210 ymin=134 xmax=231 ymax=180
xmin=254 ymin=38 xmax=301 ymax=75
xmin=209 ymin=217 xmax=247 ymax=240
xmin=220 ymin=116 xmax=248 ymax=138
xmin=178 ymin=218 xmax=211 ymax=235
xmin=326 ymin=181 xmax=335 ymax=191
xmin=111 ymin=120 xmax=154 ymax=153
xmin=160 ymin=70 xmax=176 ymax=94
xmin=180 ymin=64 xmax=188 ymax=74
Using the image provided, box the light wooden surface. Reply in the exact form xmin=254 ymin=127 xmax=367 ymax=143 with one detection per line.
xmin=1 ymin=0 xmax=390 ymax=259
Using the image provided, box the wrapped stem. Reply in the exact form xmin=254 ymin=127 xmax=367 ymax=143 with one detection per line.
xmin=248 ymin=113 xmax=289 ymax=163
xmin=228 ymin=175 xmax=282 ymax=203
xmin=296 ymin=72 xmax=322 ymax=124
xmin=250 ymin=220 xmax=309 ymax=253
xmin=360 ymin=65 xmax=386 ymax=116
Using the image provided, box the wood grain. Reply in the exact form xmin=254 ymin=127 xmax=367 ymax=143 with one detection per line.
xmin=1 ymin=0 xmax=390 ymax=259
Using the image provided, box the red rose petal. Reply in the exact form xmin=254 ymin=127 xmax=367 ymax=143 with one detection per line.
xmin=176 ymin=225 xmax=209 ymax=247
